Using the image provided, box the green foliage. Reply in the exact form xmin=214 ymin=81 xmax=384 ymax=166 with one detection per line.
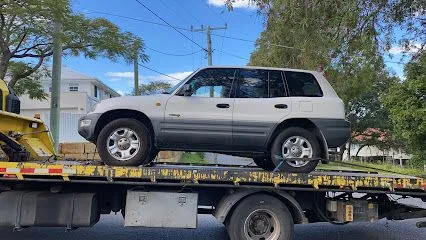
xmin=179 ymin=152 xmax=207 ymax=164
xmin=382 ymin=52 xmax=426 ymax=167
xmin=135 ymin=80 xmax=172 ymax=96
xmin=6 ymin=61 xmax=49 ymax=100
xmin=0 ymin=0 xmax=148 ymax=94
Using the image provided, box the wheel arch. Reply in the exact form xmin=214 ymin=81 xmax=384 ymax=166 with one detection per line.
xmin=94 ymin=109 xmax=155 ymax=143
xmin=266 ymin=118 xmax=329 ymax=161
xmin=213 ymin=189 xmax=307 ymax=225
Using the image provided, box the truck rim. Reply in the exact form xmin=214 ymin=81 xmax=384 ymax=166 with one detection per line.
xmin=244 ymin=209 xmax=280 ymax=240
xmin=107 ymin=128 xmax=141 ymax=161
xmin=281 ymin=136 xmax=312 ymax=168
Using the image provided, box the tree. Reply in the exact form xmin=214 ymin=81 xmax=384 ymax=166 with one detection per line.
xmin=0 ymin=0 xmax=149 ymax=98
xmin=134 ymin=80 xmax=172 ymax=96
xmin=382 ymin=52 xmax=426 ymax=168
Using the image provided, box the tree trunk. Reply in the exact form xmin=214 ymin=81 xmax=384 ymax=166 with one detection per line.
xmin=355 ymin=144 xmax=369 ymax=157
xmin=0 ymin=53 xmax=9 ymax=80
xmin=339 ymin=143 xmax=347 ymax=161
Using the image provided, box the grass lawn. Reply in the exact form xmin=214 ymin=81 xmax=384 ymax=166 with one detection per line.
xmin=179 ymin=152 xmax=208 ymax=164
xmin=318 ymin=161 xmax=425 ymax=178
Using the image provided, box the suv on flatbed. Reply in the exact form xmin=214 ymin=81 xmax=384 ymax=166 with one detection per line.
xmin=78 ymin=66 xmax=350 ymax=172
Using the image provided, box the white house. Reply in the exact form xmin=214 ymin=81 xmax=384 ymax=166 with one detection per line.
xmin=342 ymin=144 xmax=411 ymax=166
xmin=20 ymin=67 xmax=120 ymax=142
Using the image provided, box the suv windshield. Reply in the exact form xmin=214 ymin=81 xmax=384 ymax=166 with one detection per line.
xmin=165 ymin=70 xmax=196 ymax=94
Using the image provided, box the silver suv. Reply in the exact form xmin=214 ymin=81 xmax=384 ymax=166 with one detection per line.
xmin=79 ymin=66 xmax=350 ymax=172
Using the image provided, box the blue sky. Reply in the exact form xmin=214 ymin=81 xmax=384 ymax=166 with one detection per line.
xmin=67 ymin=0 xmax=263 ymax=95
xmin=65 ymin=0 xmax=412 ymax=95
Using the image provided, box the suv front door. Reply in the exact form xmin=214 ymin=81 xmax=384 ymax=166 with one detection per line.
xmin=162 ymin=68 xmax=236 ymax=150
xmin=232 ymin=69 xmax=291 ymax=151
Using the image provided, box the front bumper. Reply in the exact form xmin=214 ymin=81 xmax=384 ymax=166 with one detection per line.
xmin=78 ymin=113 xmax=102 ymax=142
xmin=311 ymin=118 xmax=351 ymax=148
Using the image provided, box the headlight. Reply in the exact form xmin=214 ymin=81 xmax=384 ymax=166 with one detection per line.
xmin=80 ymin=119 xmax=92 ymax=127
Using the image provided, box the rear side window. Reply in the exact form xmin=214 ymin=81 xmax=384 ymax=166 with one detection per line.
xmin=237 ymin=69 xmax=268 ymax=98
xmin=285 ymin=71 xmax=323 ymax=97
xmin=269 ymin=70 xmax=287 ymax=97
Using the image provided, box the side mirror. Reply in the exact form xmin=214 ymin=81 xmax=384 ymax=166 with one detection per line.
xmin=181 ymin=84 xmax=192 ymax=96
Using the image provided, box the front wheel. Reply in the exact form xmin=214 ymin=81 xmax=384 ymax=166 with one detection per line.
xmin=227 ymin=194 xmax=294 ymax=240
xmin=97 ymin=118 xmax=152 ymax=166
xmin=270 ymin=127 xmax=320 ymax=173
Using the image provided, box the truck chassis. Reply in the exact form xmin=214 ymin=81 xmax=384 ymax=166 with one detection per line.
xmin=0 ymin=161 xmax=425 ymax=240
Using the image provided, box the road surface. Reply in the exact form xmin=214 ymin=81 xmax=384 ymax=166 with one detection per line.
xmin=1 ymin=213 xmax=424 ymax=240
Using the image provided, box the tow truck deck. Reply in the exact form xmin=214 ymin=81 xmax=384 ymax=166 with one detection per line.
xmin=0 ymin=161 xmax=424 ymax=195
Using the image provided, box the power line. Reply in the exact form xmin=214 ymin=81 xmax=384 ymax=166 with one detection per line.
xmin=173 ymin=0 xmax=201 ymax=24
xmin=205 ymin=4 xmax=226 ymax=24
xmin=145 ymin=46 xmax=203 ymax=56
xmin=134 ymin=0 xmax=207 ymax=51
xmin=218 ymin=28 xmax=227 ymax=64
xmin=138 ymin=63 xmax=182 ymax=81
xmin=218 ymin=49 xmax=249 ymax=61
xmin=210 ymin=33 xmax=305 ymax=51
xmin=81 ymin=8 xmax=304 ymax=52
xmin=158 ymin=0 xmax=192 ymax=25
xmin=81 ymin=9 xmax=191 ymax=31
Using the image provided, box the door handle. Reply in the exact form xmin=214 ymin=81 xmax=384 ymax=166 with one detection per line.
xmin=216 ymin=103 xmax=230 ymax=108
xmin=169 ymin=113 xmax=181 ymax=117
xmin=274 ymin=104 xmax=288 ymax=109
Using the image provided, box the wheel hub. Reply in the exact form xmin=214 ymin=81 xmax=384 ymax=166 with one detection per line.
xmin=249 ymin=214 xmax=270 ymax=235
xmin=107 ymin=128 xmax=141 ymax=161
xmin=117 ymin=138 xmax=131 ymax=150
xmin=244 ymin=209 xmax=280 ymax=240
xmin=281 ymin=136 xmax=313 ymax=168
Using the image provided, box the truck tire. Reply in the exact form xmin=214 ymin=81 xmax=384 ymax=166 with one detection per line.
xmin=227 ymin=194 xmax=294 ymax=240
xmin=97 ymin=118 xmax=152 ymax=166
xmin=270 ymin=127 xmax=320 ymax=173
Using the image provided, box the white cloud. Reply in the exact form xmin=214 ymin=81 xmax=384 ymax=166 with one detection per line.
xmin=105 ymin=71 xmax=193 ymax=86
xmin=207 ymin=0 xmax=256 ymax=9
xmin=116 ymin=90 xmax=125 ymax=96
xmin=388 ymin=42 xmax=421 ymax=54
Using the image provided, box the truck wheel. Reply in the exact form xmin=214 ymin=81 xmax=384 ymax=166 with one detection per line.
xmin=270 ymin=127 xmax=320 ymax=173
xmin=253 ymin=156 xmax=275 ymax=171
xmin=227 ymin=194 xmax=294 ymax=240
xmin=97 ymin=118 xmax=151 ymax=166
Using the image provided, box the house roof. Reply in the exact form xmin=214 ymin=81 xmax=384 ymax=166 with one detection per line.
xmin=43 ymin=66 xmax=120 ymax=97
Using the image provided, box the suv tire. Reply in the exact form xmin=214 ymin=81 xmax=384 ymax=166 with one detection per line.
xmin=97 ymin=118 xmax=152 ymax=166
xmin=253 ymin=156 xmax=275 ymax=171
xmin=271 ymin=127 xmax=320 ymax=173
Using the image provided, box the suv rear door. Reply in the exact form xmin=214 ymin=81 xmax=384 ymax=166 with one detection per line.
xmin=232 ymin=69 xmax=291 ymax=151
xmin=284 ymin=70 xmax=323 ymax=116
xmin=162 ymin=68 xmax=236 ymax=150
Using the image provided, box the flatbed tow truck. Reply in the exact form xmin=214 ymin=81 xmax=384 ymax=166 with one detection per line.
xmin=0 ymin=81 xmax=425 ymax=239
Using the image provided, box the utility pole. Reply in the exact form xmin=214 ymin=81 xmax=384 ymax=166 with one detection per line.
xmin=134 ymin=49 xmax=139 ymax=96
xmin=191 ymin=24 xmax=227 ymax=66
xmin=191 ymin=24 xmax=227 ymax=164
xmin=50 ymin=21 xmax=62 ymax=152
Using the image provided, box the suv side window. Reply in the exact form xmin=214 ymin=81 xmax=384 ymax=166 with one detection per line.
xmin=237 ymin=69 xmax=268 ymax=98
xmin=184 ymin=68 xmax=236 ymax=98
xmin=269 ymin=70 xmax=287 ymax=97
xmin=284 ymin=71 xmax=323 ymax=97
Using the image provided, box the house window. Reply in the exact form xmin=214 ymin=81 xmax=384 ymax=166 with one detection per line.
xmin=94 ymin=85 xmax=98 ymax=98
xmin=69 ymin=83 xmax=79 ymax=92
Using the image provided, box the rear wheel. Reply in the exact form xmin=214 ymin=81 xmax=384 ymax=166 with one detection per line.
xmin=97 ymin=118 xmax=152 ymax=166
xmin=270 ymin=127 xmax=320 ymax=173
xmin=227 ymin=194 xmax=294 ymax=240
